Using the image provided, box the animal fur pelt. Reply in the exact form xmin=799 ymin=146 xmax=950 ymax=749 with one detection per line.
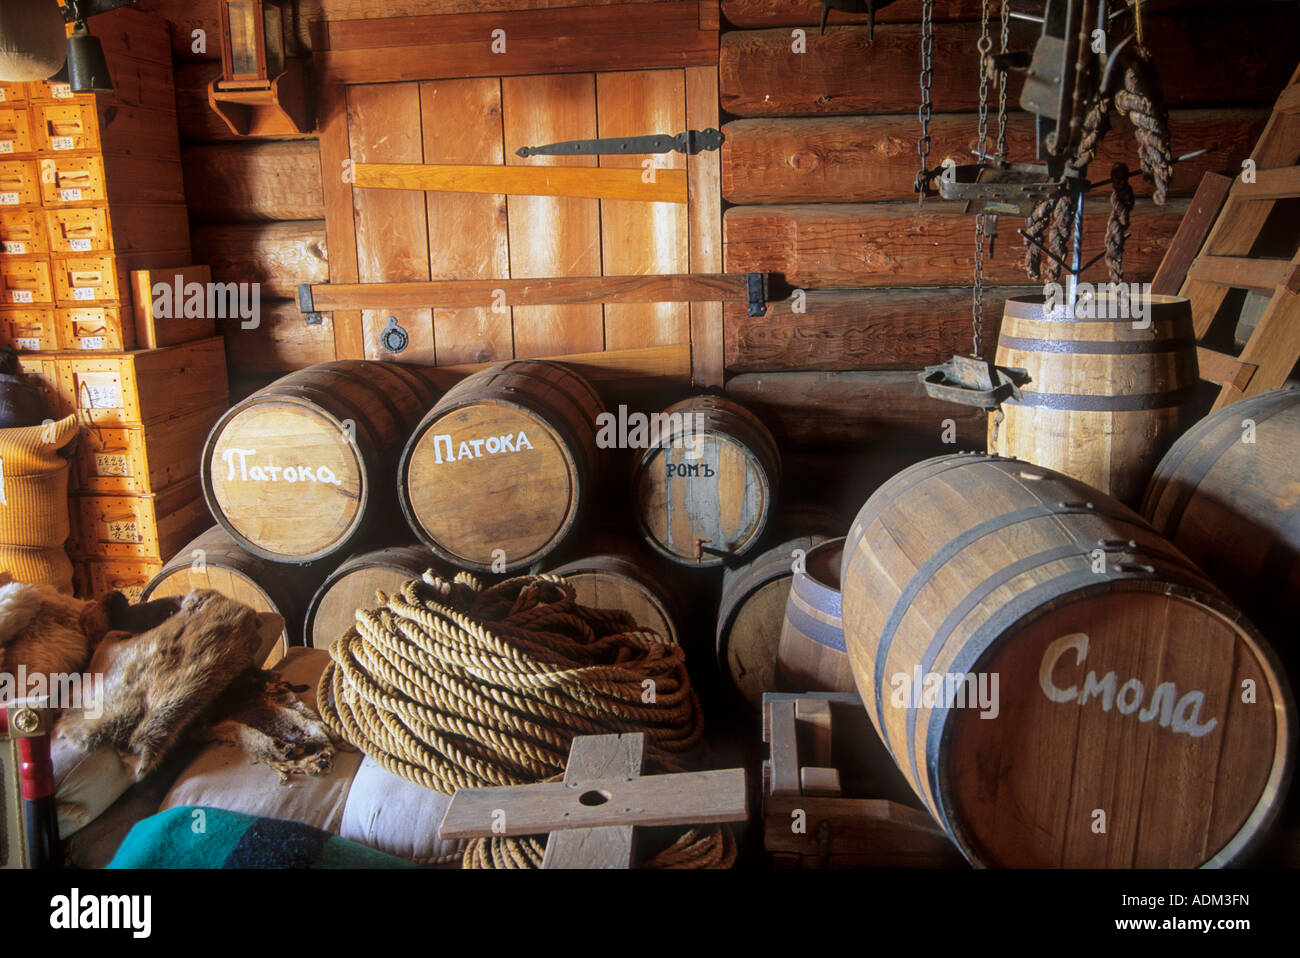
xmin=0 ymin=571 xmax=111 ymax=678
xmin=203 ymin=670 xmax=343 ymax=783
xmin=57 ymin=588 xmax=343 ymax=782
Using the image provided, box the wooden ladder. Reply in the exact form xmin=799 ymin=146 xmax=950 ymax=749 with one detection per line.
xmin=1160 ymin=61 xmax=1300 ymax=412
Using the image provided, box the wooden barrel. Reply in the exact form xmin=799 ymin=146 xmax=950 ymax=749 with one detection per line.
xmin=632 ymin=395 xmax=780 ymax=567
xmin=549 ymin=551 xmax=683 ymax=647
xmin=989 ymin=293 xmax=1199 ymax=507
xmin=717 ymin=533 xmax=829 ymax=709
xmin=776 ymin=537 xmax=853 ymax=694
xmin=142 ymin=525 xmax=328 ymax=668
xmin=202 ymin=361 xmax=440 ymax=563
xmin=1143 ymin=387 xmax=1300 ymax=652
xmin=399 ymin=360 xmax=604 ymax=573
xmin=842 ymin=452 xmax=1294 ymax=868
xmin=304 ymin=544 xmax=444 ymax=650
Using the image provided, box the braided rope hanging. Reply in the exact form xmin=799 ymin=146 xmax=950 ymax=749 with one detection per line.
xmin=316 ymin=571 xmax=735 ymax=869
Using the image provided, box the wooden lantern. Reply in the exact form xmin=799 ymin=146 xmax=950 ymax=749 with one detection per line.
xmin=207 ymin=0 xmax=312 ymax=136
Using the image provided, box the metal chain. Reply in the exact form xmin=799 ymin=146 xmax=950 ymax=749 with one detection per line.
xmin=915 ymin=0 xmax=935 ymax=205
xmin=995 ymin=0 xmax=1010 ymax=160
xmin=971 ymin=0 xmax=993 ymax=358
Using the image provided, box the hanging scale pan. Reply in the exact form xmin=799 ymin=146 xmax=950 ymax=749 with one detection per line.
xmin=920 ymin=355 xmax=1031 ymax=410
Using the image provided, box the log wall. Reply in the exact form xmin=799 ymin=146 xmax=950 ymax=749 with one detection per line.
xmin=717 ymin=0 xmax=1295 ymax=448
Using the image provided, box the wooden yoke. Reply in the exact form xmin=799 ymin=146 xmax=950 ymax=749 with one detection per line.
xmin=438 ymin=732 xmax=747 ymax=868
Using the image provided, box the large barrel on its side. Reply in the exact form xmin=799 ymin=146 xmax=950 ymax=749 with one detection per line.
xmin=776 ymin=536 xmax=852 ymax=694
xmin=202 ymin=361 xmax=440 ymax=563
xmin=143 ymin=525 xmax=328 ymax=667
xmin=842 ymin=452 xmax=1294 ymax=868
xmin=303 ymin=544 xmax=445 ymax=650
xmin=399 ymin=360 xmax=604 ymax=573
xmin=1143 ymin=387 xmax=1300 ymax=653
xmin=549 ymin=550 xmax=683 ymax=647
xmin=989 ymin=293 xmax=1199 ymax=507
xmin=632 ymin=395 xmax=780 ymax=567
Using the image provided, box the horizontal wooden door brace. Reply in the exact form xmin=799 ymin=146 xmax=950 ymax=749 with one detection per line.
xmin=299 ymin=272 xmax=769 ymax=319
xmin=352 ymin=162 xmax=688 ymax=203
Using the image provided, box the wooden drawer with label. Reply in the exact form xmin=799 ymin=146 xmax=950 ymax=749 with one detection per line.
xmin=29 ymin=81 xmax=86 ymax=104
xmin=0 ymin=83 xmax=28 ymax=106
xmin=32 ymin=101 xmax=99 ymax=153
xmin=0 ymin=107 xmax=33 ymax=157
xmin=73 ymin=477 xmax=210 ymax=561
xmin=44 ymin=205 xmax=189 ymax=255
xmin=14 ymin=354 xmax=74 ymax=417
xmin=62 ymin=336 xmax=229 ymax=427
xmin=55 ymin=304 xmax=135 ymax=351
xmin=72 ymin=403 xmax=225 ymax=495
xmin=0 ymin=158 xmax=39 ymax=207
xmin=39 ymin=154 xmax=107 ymax=205
xmin=51 ymin=254 xmax=130 ymax=305
xmin=0 ymin=307 xmax=57 ymax=352
xmin=0 ymin=208 xmax=48 ymax=256
xmin=0 ymin=259 xmax=53 ymax=305
xmin=80 ymin=558 xmax=166 ymax=604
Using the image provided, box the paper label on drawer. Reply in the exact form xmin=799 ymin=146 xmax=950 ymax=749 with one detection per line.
xmin=10 ymin=290 xmax=33 ymax=303
xmin=51 ymin=84 xmax=72 ymax=99
xmin=50 ymin=136 xmax=74 ymax=151
xmin=69 ymin=238 xmax=92 ymax=252
xmin=59 ymin=188 xmax=83 ymax=201
xmin=0 ymin=91 xmax=6 ymax=102
xmin=15 ymin=338 xmax=40 ymax=351
xmin=106 ymin=519 xmax=140 ymax=542
xmin=2 ymin=241 xmax=26 ymax=254
xmin=72 ymin=286 xmax=96 ymax=301
xmin=0 ymin=141 xmax=12 ymax=154
xmin=79 ymin=336 xmax=105 ymax=350
xmin=83 ymin=382 xmax=121 ymax=409
xmin=0 ymin=193 xmax=19 ymax=205
xmin=94 ymin=453 xmax=129 ymax=477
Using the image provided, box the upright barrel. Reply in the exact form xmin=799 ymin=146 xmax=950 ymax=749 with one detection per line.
xmin=549 ymin=550 xmax=683 ymax=647
xmin=1143 ymin=387 xmax=1300 ymax=651
xmin=841 ymin=452 xmax=1293 ymax=868
xmin=717 ymin=533 xmax=830 ymax=709
xmin=776 ymin=536 xmax=852 ymax=694
xmin=399 ymin=360 xmax=604 ymax=573
xmin=143 ymin=525 xmax=329 ymax=667
xmin=202 ymin=361 xmax=440 ymax=563
xmin=305 ymin=544 xmax=444 ymax=650
xmin=633 ymin=395 xmax=780 ymax=567
xmin=989 ymin=293 xmax=1199 ymax=506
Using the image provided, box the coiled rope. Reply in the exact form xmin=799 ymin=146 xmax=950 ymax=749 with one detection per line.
xmin=316 ymin=571 xmax=735 ymax=869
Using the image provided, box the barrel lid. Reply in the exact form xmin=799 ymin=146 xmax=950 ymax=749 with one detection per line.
xmin=930 ymin=584 xmax=1293 ymax=868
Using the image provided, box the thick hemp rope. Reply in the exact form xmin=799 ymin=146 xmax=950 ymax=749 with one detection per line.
xmin=316 ymin=570 xmax=735 ymax=869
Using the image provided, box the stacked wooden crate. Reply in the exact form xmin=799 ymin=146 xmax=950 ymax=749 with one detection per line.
xmin=0 ymin=7 xmax=228 ymax=601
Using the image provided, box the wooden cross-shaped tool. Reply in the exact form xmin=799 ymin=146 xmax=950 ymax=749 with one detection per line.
xmin=437 ymin=732 xmax=748 ymax=868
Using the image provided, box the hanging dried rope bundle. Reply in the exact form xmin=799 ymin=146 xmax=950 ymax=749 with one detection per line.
xmin=1106 ymin=162 xmax=1136 ymax=282
xmin=316 ymin=570 xmax=733 ymax=869
xmin=1046 ymin=192 xmax=1076 ymax=283
xmin=1114 ymin=44 xmax=1173 ymax=205
xmin=1024 ymin=198 xmax=1053 ymax=281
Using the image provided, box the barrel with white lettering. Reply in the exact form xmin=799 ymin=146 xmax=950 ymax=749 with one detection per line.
xmin=841 ymin=453 xmax=1293 ymax=868
xmin=202 ymin=361 xmax=441 ymax=563
xmin=988 ymin=293 xmax=1199 ymax=507
xmin=776 ymin=536 xmax=853 ymax=694
xmin=142 ymin=525 xmax=330 ymax=667
xmin=632 ymin=395 xmax=780 ymax=567
xmin=398 ymin=360 xmax=604 ymax=573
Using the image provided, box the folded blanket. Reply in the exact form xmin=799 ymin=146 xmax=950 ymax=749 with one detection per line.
xmin=107 ymin=806 xmax=415 ymax=869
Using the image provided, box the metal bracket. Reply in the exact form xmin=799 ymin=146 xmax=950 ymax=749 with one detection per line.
xmin=746 ymin=273 xmax=768 ymax=317
xmin=380 ymin=316 xmax=409 ymax=353
xmin=516 ymin=128 xmax=724 ymax=158
xmin=298 ymin=283 xmax=323 ymax=326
